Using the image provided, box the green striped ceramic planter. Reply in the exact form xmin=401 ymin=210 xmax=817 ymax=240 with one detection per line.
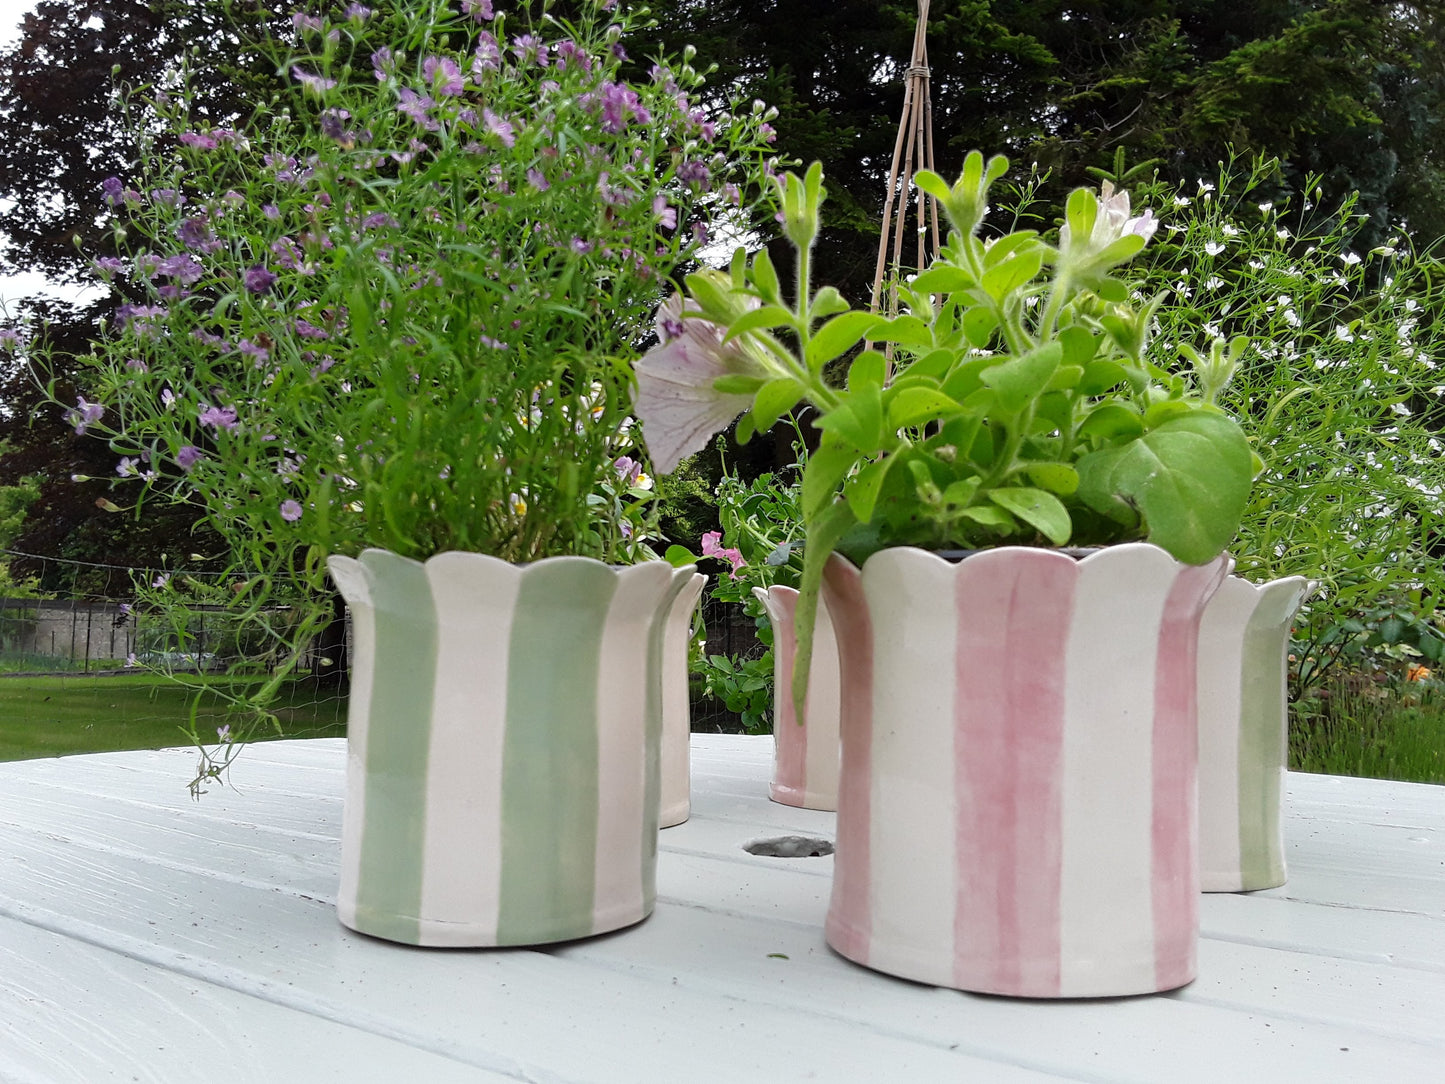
xmin=327 ymin=549 xmax=689 ymax=947
xmin=1197 ymin=574 xmax=1313 ymax=892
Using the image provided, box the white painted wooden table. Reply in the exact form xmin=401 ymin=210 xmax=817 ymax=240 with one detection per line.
xmin=1 ymin=735 xmax=1442 ymax=1083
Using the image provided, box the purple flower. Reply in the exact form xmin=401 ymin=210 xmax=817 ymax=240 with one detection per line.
xmin=595 ymin=81 xmax=648 ymax=133
xmin=473 ymin=32 xmax=501 ymax=74
xmin=291 ymin=13 xmax=324 ymax=33
xmin=344 ymin=3 xmax=372 ymax=20
xmin=69 ymin=396 xmax=104 ymax=434
xmin=512 ymin=33 xmax=548 ymax=66
xmin=125 ymin=357 xmax=147 ymax=372
xmin=320 ymin=108 xmax=353 ymax=142
xmin=294 ymin=317 xmax=330 ymax=340
xmin=482 ymin=108 xmax=516 ymax=147
xmin=198 ymin=403 xmax=239 ymax=431
xmin=652 ymin=194 xmax=676 ymax=230
xmin=101 ymin=176 xmax=124 ymax=206
xmin=152 ymin=573 xmax=170 ymax=589
xmin=554 ymin=40 xmax=592 ymax=73
xmin=179 ymin=131 xmax=219 ymax=151
xmin=150 ymin=188 xmax=185 ymax=208
xmin=279 ymin=499 xmax=303 ymax=522
xmin=237 ymin=340 xmax=270 ymax=366
xmin=633 ymin=293 xmax=776 ymax=473
xmin=176 ymin=216 xmax=213 ymax=250
xmin=157 ymin=253 xmax=204 ymax=283
xmin=613 ymin=456 xmax=643 ymax=486
xmin=0 ymin=327 xmax=24 ymax=351
xmin=292 ymin=66 xmax=336 ymax=94
xmin=423 ymin=55 xmax=465 ymax=97
xmin=175 ymin=445 xmax=202 ymax=471
xmin=526 ymin=167 xmax=550 ymax=191
xmin=263 ymin=203 xmax=281 ymax=220
xmin=372 ymin=47 xmax=395 ymax=81
xmin=462 ymin=0 xmax=495 ymax=20
xmin=676 ymin=160 xmax=711 ymax=188
xmin=244 ymin=265 xmax=278 ymax=294
xmin=397 ymin=87 xmax=439 ymax=131
xmin=700 ymin=531 xmax=747 ymax=578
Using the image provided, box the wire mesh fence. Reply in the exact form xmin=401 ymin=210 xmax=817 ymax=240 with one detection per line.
xmin=1 ymin=549 xmax=763 ymax=759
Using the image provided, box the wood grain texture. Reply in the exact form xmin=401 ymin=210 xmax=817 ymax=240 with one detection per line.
xmin=0 ymin=737 xmax=1441 ymax=1082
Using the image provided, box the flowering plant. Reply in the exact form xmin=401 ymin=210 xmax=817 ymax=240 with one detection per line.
xmin=37 ymin=0 xmax=775 ymax=762
xmin=634 ymin=153 xmax=1258 ymax=705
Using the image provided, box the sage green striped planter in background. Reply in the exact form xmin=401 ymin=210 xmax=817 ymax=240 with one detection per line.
xmin=327 ymin=549 xmax=690 ymax=947
xmin=660 ymin=572 xmax=706 ymax=829
xmin=1197 ymin=574 xmax=1313 ymax=893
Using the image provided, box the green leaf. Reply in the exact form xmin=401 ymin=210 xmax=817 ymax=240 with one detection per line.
xmin=801 ymin=441 xmax=858 ymax=516
xmin=911 ymin=264 xmax=977 ymax=294
xmin=724 ymin=304 xmax=796 ymax=341
xmin=981 ymin=248 xmax=1044 ymax=302
xmin=809 ymin=286 xmax=850 ymax=318
xmin=813 ymin=386 xmax=885 ymax=452
xmin=887 ymin=386 xmax=959 ymax=429
xmin=792 ymin=500 xmax=858 ymax=714
xmin=1079 ymin=359 xmax=1129 ymax=395
xmin=988 ymin=487 xmax=1072 ymax=545
xmin=1058 ymin=325 xmax=1100 ymax=368
xmin=751 ymin=378 xmax=805 ymax=432
xmin=806 ymin=311 xmax=881 ymax=370
xmin=902 ymin=348 xmax=955 ymax=382
xmin=962 ymin=307 xmax=998 ymax=348
xmin=1078 ymin=403 xmax=1144 ymax=441
xmin=844 ymin=455 xmax=896 ymax=523
xmin=977 ymin=340 xmax=1064 ymax=413
xmin=664 ymin=544 xmax=699 ymax=568
xmin=960 ymin=504 xmax=1015 ymax=529
xmin=868 ymin=314 xmax=933 ymax=348
xmin=735 ymin=412 xmax=756 ymax=444
xmin=1024 ymin=463 xmax=1080 ymax=495
xmin=750 ymin=246 xmax=782 ymax=303
xmin=1074 ymin=411 xmax=1253 ymax=564
xmin=1046 ymin=365 xmax=1084 ymax=391
xmin=848 ymin=350 xmax=887 ymax=391
xmin=1143 ymin=399 xmax=1196 ymax=428
xmin=712 ymin=373 xmax=768 ymax=394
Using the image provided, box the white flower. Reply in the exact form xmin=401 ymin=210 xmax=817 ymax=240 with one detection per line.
xmin=1391 ymin=402 xmax=1412 ymax=417
xmin=1334 ymin=324 xmax=1356 ymax=343
xmin=1196 ymin=180 xmax=1215 ymax=193
xmin=1340 ymin=251 xmax=1362 ymax=266
xmin=1282 ymin=309 xmax=1301 ymax=327
xmin=1221 ymin=223 xmax=1240 ymax=237
xmin=1203 ymin=241 xmax=1225 ymax=256
xmin=1258 ymin=201 xmax=1273 ymax=215
xmin=1276 ymin=228 xmax=1291 ymax=240
xmin=1172 ymin=195 xmax=1192 ymax=208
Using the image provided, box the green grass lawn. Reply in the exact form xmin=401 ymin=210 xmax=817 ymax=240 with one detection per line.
xmin=0 ymin=673 xmax=347 ymax=761
xmin=1290 ymin=691 xmax=1445 ymax=785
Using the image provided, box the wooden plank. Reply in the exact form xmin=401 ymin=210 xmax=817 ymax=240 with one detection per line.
xmin=0 ymin=917 xmax=512 ymax=1083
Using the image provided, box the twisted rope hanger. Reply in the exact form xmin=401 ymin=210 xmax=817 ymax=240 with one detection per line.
xmin=869 ymin=0 xmax=941 ymax=319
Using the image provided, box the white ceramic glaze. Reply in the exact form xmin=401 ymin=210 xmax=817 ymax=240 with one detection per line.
xmin=821 ymin=543 xmax=1230 ymax=997
xmin=327 ymin=550 xmax=691 ymax=947
xmin=753 ymin=586 xmax=841 ymax=810
xmin=1197 ymin=574 xmax=1312 ymax=891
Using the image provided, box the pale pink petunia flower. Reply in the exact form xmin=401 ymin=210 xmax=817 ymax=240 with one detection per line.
xmin=632 ymin=294 xmax=772 ymax=473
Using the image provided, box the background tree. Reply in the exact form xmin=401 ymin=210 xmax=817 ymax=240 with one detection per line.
xmin=0 ymin=0 xmax=283 ymax=590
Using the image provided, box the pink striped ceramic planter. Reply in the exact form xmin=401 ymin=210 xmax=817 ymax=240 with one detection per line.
xmin=753 ymin=586 xmax=841 ymax=810
xmin=660 ymin=571 xmax=707 ymax=828
xmin=821 ymin=543 xmax=1230 ymax=997
xmin=1197 ymin=574 xmax=1312 ymax=892
xmin=327 ymin=549 xmax=690 ymax=947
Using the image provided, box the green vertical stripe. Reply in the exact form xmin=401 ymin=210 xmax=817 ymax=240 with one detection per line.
xmin=643 ymin=568 xmax=695 ymax=900
xmin=496 ymin=559 xmax=617 ymax=943
xmin=353 ymin=550 xmax=437 ymax=943
xmin=1236 ymin=590 xmax=1296 ymax=890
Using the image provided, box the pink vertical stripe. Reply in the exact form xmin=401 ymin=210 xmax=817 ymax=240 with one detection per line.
xmin=822 ymin=556 xmax=874 ymax=964
xmin=1151 ymin=558 xmax=1225 ymax=990
xmin=953 ymin=552 xmax=1074 ymax=995
xmin=768 ymin=589 xmax=809 ymax=803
